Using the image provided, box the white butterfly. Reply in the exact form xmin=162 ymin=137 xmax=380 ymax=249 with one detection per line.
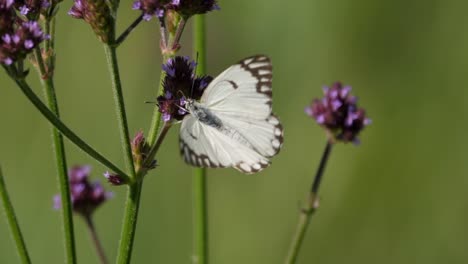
xmin=179 ymin=55 xmax=283 ymax=174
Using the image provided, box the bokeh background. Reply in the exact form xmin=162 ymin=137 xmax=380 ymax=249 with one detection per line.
xmin=2 ymin=0 xmax=468 ymax=263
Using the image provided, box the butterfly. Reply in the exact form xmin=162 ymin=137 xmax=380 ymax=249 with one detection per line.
xmin=179 ymin=55 xmax=283 ymax=174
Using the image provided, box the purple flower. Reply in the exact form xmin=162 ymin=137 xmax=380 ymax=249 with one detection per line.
xmin=53 ymin=166 xmax=112 ymax=217
xmin=157 ymin=56 xmax=212 ymax=122
xmin=103 ymin=171 xmax=126 ymax=186
xmin=168 ymin=0 xmax=219 ymax=19
xmin=69 ymin=0 xmax=113 ymax=43
xmin=0 ymin=21 xmax=48 ymax=65
xmin=132 ymin=0 xmax=169 ymax=21
xmin=0 ymin=0 xmax=17 ymax=36
xmin=305 ymin=82 xmax=371 ymax=144
xmin=14 ymin=0 xmax=50 ymax=17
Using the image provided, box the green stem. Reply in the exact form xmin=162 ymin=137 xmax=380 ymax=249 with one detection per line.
xmin=117 ymin=122 xmax=171 ymax=263
xmin=147 ymin=53 xmax=170 ymax=145
xmin=0 ymin=166 xmax=31 ymax=264
xmin=285 ymin=142 xmax=333 ymax=264
xmin=192 ymin=14 xmax=208 ymax=264
xmin=34 ymin=48 xmax=77 ymax=264
xmin=6 ymin=74 xmax=129 ymax=181
xmin=116 ymin=181 xmax=143 ymax=264
xmin=103 ymin=44 xmax=136 ymax=179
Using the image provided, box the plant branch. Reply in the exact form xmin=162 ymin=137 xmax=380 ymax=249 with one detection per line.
xmin=0 ymin=166 xmax=31 ymax=264
xmin=192 ymin=14 xmax=208 ymax=264
xmin=115 ymin=15 xmax=144 ymax=46
xmin=5 ymin=74 xmax=129 ymax=181
xmin=34 ymin=48 xmax=77 ymax=264
xmin=285 ymin=141 xmax=333 ymax=264
xmin=103 ymin=44 xmax=136 ymax=179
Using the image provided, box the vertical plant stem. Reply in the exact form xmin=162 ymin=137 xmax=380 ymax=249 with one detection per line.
xmin=103 ymin=44 xmax=136 ymax=179
xmin=285 ymin=141 xmax=333 ymax=264
xmin=192 ymin=14 xmax=208 ymax=264
xmin=34 ymin=48 xmax=77 ymax=264
xmin=0 ymin=166 xmax=31 ymax=264
xmin=84 ymin=216 xmax=109 ymax=264
xmin=116 ymin=181 xmax=143 ymax=264
xmin=117 ymin=122 xmax=171 ymax=263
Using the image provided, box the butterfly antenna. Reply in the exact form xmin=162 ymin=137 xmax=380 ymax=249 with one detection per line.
xmin=190 ymin=52 xmax=200 ymax=98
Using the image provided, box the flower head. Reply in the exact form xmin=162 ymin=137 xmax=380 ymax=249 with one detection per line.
xmin=305 ymin=82 xmax=371 ymax=144
xmin=168 ymin=0 xmax=219 ymax=19
xmin=103 ymin=171 xmax=126 ymax=186
xmin=132 ymin=0 xmax=170 ymax=21
xmin=69 ymin=0 xmax=113 ymax=43
xmin=157 ymin=56 xmax=212 ymax=122
xmin=53 ymin=165 xmax=112 ymax=217
xmin=0 ymin=21 xmax=48 ymax=65
xmin=131 ymin=131 xmax=157 ymax=172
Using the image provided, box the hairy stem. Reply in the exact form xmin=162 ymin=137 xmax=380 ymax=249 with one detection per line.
xmin=192 ymin=14 xmax=208 ymax=264
xmin=84 ymin=216 xmax=109 ymax=264
xmin=285 ymin=141 xmax=333 ymax=264
xmin=6 ymin=75 xmax=129 ymax=181
xmin=0 ymin=166 xmax=31 ymax=264
xmin=34 ymin=48 xmax=76 ymax=264
xmin=103 ymin=44 xmax=136 ymax=179
xmin=116 ymin=181 xmax=143 ymax=264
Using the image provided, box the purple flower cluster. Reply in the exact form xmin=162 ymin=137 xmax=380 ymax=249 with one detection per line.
xmin=305 ymin=82 xmax=371 ymax=144
xmin=133 ymin=0 xmax=219 ymax=21
xmin=69 ymin=0 xmax=113 ymax=43
xmin=157 ymin=56 xmax=212 ymax=122
xmin=0 ymin=19 xmax=48 ymax=65
xmin=14 ymin=0 xmax=50 ymax=17
xmin=131 ymin=131 xmax=157 ymax=172
xmin=54 ymin=165 xmax=112 ymax=217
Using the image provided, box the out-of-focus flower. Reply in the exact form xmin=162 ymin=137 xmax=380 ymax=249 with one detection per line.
xmin=168 ymin=0 xmax=219 ymax=19
xmin=14 ymin=0 xmax=50 ymax=18
xmin=305 ymin=82 xmax=371 ymax=144
xmin=131 ymin=131 xmax=157 ymax=172
xmin=132 ymin=0 xmax=170 ymax=21
xmin=53 ymin=165 xmax=112 ymax=217
xmin=69 ymin=0 xmax=113 ymax=43
xmin=157 ymin=56 xmax=212 ymax=122
xmin=0 ymin=21 xmax=48 ymax=65
xmin=0 ymin=0 xmax=16 ymax=35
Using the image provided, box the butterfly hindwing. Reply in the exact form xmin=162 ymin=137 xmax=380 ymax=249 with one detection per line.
xmin=180 ymin=115 xmax=271 ymax=173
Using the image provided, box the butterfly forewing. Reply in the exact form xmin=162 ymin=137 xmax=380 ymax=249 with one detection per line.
xmin=179 ymin=55 xmax=283 ymax=173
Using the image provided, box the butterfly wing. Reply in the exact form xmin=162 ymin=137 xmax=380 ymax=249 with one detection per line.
xmin=201 ymin=55 xmax=283 ymax=158
xmin=179 ymin=55 xmax=283 ymax=174
xmin=179 ymin=114 xmax=270 ymax=173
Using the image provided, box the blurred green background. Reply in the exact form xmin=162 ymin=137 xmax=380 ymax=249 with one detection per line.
xmin=2 ymin=0 xmax=468 ymax=263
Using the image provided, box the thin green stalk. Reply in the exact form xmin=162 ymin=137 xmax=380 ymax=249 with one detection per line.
xmin=103 ymin=44 xmax=136 ymax=179
xmin=34 ymin=48 xmax=76 ymax=264
xmin=285 ymin=142 xmax=333 ymax=264
xmin=192 ymin=14 xmax=208 ymax=264
xmin=0 ymin=166 xmax=31 ymax=264
xmin=147 ymin=54 xmax=170 ymax=146
xmin=7 ymin=75 xmax=129 ymax=181
xmin=117 ymin=123 xmax=171 ymax=263
xmin=116 ymin=182 xmax=142 ymax=264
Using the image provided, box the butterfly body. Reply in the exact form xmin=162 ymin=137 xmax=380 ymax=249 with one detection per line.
xmin=180 ymin=55 xmax=283 ymax=174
